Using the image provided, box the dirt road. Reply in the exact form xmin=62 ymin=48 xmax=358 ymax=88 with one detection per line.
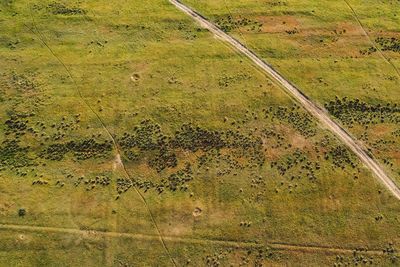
xmin=169 ymin=0 xmax=400 ymax=200
xmin=0 ymin=223 xmax=388 ymax=255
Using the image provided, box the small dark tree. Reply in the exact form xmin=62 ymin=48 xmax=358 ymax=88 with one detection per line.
xmin=18 ymin=209 xmax=26 ymax=217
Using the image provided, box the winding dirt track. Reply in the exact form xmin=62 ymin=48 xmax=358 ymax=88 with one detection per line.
xmin=169 ymin=0 xmax=400 ymax=200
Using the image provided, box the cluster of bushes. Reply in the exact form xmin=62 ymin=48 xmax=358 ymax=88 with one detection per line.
xmin=171 ymin=124 xmax=225 ymax=151
xmin=7 ymin=40 xmax=19 ymax=50
xmin=40 ymin=139 xmax=113 ymax=161
xmin=268 ymin=1 xmax=288 ymax=6
xmin=0 ymin=140 xmax=34 ymax=169
xmin=325 ymin=97 xmax=400 ymax=127
xmin=392 ymin=129 xmax=400 ymax=137
xmin=46 ymin=2 xmax=87 ymax=15
xmin=5 ymin=116 xmax=28 ymax=135
xmin=204 ymin=247 xmax=278 ymax=267
xmin=118 ymin=120 xmax=162 ymax=151
xmin=10 ymin=72 xmax=36 ymax=91
xmin=160 ymin=163 xmax=193 ymax=192
xmin=383 ymin=244 xmax=397 ymax=264
xmin=116 ymin=177 xmax=154 ymax=197
xmin=376 ymin=37 xmax=400 ymax=54
xmin=82 ymin=176 xmax=111 ymax=191
xmin=270 ymin=150 xmax=320 ymax=182
xmin=218 ymin=73 xmax=251 ymax=87
xmin=118 ymin=120 xmax=265 ymax=172
xmin=360 ymin=46 xmax=377 ymax=55
xmin=115 ymin=107 xmax=357 ymax=190
xmin=262 ymin=129 xmax=285 ymax=149
xmin=115 ymin=164 xmax=193 ymax=197
xmin=215 ymin=15 xmax=263 ymax=33
xmin=271 ymin=150 xmax=305 ymax=175
xmin=263 ymin=105 xmax=316 ymax=137
xmin=326 ymin=145 xmax=357 ymax=169
xmin=285 ymin=28 xmax=298 ymax=34
xmin=148 ymin=147 xmax=177 ymax=173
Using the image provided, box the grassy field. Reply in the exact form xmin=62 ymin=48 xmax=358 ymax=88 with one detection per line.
xmin=0 ymin=0 xmax=400 ymax=266
xmin=182 ymin=0 xmax=400 ymax=184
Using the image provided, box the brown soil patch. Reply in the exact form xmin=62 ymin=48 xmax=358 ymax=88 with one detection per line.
xmin=370 ymin=124 xmax=392 ymax=137
xmin=254 ymin=15 xmax=299 ymax=33
xmin=291 ymin=133 xmax=311 ymax=150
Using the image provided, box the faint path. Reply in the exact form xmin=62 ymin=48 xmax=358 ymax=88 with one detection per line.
xmin=113 ymin=153 xmax=123 ymax=170
xmin=169 ymin=0 xmax=400 ymax=200
xmin=343 ymin=0 xmax=400 ymax=78
xmin=0 ymin=223 xmax=389 ymax=255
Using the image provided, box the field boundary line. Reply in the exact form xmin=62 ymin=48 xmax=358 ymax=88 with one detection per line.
xmin=0 ymin=223 xmax=391 ymax=255
xmin=169 ymin=0 xmax=400 ymax=200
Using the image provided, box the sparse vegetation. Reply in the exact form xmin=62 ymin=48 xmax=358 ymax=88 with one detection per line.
xmin=0 ymin=0 xmax=399 ymax=266
xmin=46 ymin=2 xmax=87 ymax=16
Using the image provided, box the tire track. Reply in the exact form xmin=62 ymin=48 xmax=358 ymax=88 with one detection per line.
xmin=169 ymin=0 xmax=400 ymax=200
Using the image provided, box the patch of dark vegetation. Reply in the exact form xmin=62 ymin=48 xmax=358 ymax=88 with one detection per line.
xmin=376 ymin=36 xmax=400 ymax=54
xmin=285 ymin=27 xmax=298 ymax=35
xmin=18 ymin=209 xmax=26 ymax=217
xmin=116 ymin=164 xmax=193 ymax=196
xmin=360 ymin=46 xmax=377 ymax=55
xmin=383 ymin=244 xmax=398 ymax=264
xmin=204 ymin=246 xmax=281 ymax=266
xmin=262 ymin=105 xmax=316 ymax=137
xmin=7 ymin=40 xmax=20 ymax=50
xmin=148 ymin=147 xmax=178 ymax=172
xmin=271 ymin=150 xmax=318 ymax=180
xmin=171 ymin=124 xmax=226 ymax=151
xmin=87 ymin=40 xmax=107 ymax=48
xmin=119 ymin=120 xmax=265 ymax=172
xmin=0 ymin=72 xmax=46 ymax=118
xmin=267 ymin=1 xmax=288 ymax=7
xmin=46 ymin=2 xmax=87 ymax=16
xmin=261 ymin=129 xmax=286 ymax=149
xmin=0 ymin=139 xmax=35 ymax=169
xmin=325 ymin=97 xmax=400 ymax=127
xmin=82 ymin=176 xmax=111 ymax=191
xmin=326 ymin=145 xmax=358 ymax=169
xmin=10 ymin=71 xmax=36 ymax=91
xmin=215 ymin=15 xmax=262 ymax=33
xmin=218 ymin=73 xmax=251 ymax=87
xmin=392 ymin=129 xmax=400 ymax=137
xmin=40 ymin=139 xmax=113 ymax=161
xmin=119 ymin=120 xmax=162 ymax=152
xmin=334 ymin=244 xmax=397 ymax=266
xmin=177 ymin=22 xmax=205 ymax=40
xmin=160 ymin=163 xmax=193 ymax=192
xmin=5 ymin=116 xmax=28 ymax=135
xmin=32 ymin=178 xmax=49 ymax=186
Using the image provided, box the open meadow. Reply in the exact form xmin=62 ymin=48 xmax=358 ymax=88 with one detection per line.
xmin=0 ymin=0 xmax=399 ymax=266
xmin=183 ymin=0 xmax=400 ymax=184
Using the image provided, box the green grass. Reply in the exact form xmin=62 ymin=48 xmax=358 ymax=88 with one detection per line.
xmin=0 ymin=0 xmax=400 ymax=266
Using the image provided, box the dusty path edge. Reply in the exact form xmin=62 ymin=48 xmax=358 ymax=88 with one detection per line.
xmin=168 ymin=0 xmax=400 ymax=200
